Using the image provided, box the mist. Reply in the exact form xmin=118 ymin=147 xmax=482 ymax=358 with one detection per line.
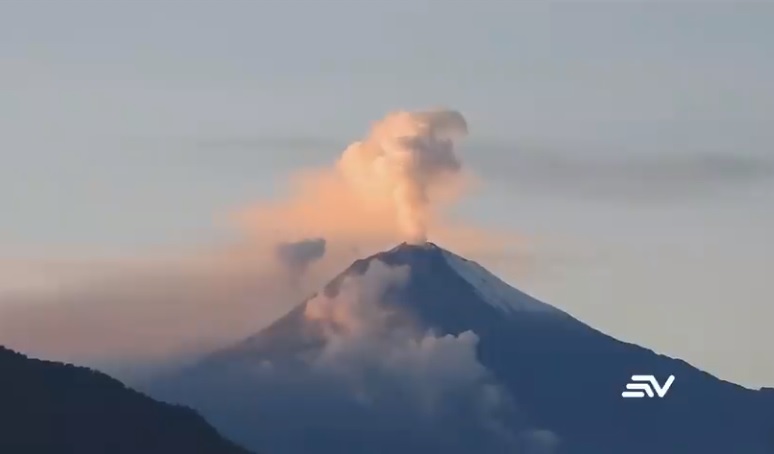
xmin=0 ymin=109 xmax=521 ymax=376
xmin=148 ymin=259 xmax=559 ymax=454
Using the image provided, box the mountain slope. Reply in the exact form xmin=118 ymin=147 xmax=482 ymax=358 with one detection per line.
xmin=0 ymin=346 xmax=251 ymax=454
xmin=150 ymin=242 xmax=773 ymax=454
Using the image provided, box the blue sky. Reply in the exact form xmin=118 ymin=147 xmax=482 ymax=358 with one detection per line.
xmin=1 ymin=0 xmax=773 ymax=387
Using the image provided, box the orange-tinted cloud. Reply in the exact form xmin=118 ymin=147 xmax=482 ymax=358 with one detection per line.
xmin=0 ymin=108 xmax=528 ymax=373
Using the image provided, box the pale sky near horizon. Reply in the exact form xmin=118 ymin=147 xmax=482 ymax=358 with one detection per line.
xmin=1 ymin=1 xmax=773 ymax=387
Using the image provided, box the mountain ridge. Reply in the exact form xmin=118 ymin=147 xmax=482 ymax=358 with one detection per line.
xmin=149 ymin=242 xmax=773 ymax=454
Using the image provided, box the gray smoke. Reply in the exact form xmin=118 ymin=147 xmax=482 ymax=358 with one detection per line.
xmin=470 ymin=143 xmax=774 ymax=202
xmin=275 ymin=237 xmax=327 ymax=278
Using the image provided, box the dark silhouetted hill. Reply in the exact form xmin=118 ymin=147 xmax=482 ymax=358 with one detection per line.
xmin=0 ymin=346 xmax=251 ymax=454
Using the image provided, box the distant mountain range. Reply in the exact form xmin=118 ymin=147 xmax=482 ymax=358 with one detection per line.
xmin=149 ymin=242 xmax=774 ymax=454
xmin=0 ymin=346 xmax=251 ymax=454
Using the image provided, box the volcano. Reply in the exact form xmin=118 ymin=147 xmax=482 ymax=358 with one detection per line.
xmin=148 ymin=242 xmax=773 ymax=454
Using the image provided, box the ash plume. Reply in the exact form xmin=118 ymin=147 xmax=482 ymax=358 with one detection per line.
xmin=336 ymin=109 xmax=469 ymax=244
xmin=236 ymin=108 xmax=478 ymax=248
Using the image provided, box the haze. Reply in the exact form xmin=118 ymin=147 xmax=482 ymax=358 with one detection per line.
xmin=1 ymin=1 xmax=773 ymax=388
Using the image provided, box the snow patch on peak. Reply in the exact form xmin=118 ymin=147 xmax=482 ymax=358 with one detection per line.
xmin=441 ymin=250 xmax=565 ymax=316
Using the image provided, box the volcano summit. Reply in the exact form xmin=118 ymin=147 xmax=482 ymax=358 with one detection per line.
xmin=149 ymin=242 xmax=773 ymax=454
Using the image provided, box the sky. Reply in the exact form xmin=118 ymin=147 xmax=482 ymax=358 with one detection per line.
xmin=1 ymin=0 xmax=773 ymax=387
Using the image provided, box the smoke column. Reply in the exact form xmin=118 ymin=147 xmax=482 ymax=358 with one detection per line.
xmin=235 ymin=108 xmax=507 ymax=255
xmin=336 ymin=109 xmax=468 ymax=244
